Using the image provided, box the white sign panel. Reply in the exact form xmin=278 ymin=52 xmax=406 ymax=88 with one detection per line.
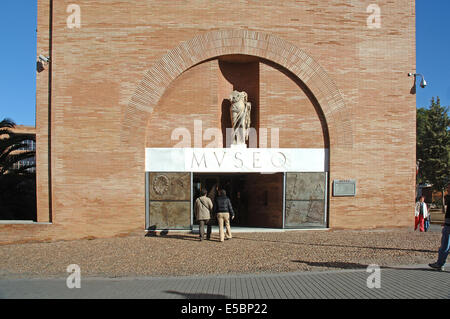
xmin=146 ymin=148 xmax=328 ymax=173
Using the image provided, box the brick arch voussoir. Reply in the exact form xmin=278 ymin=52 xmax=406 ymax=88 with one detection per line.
xmin=121 ymin=30 xmax=353 ymax=149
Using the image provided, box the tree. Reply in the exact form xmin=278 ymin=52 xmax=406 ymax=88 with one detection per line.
xmin=416 ymin=107 xmax=429 ymax=184
xmin=416 ymin=97 xmax=450 ymax=213
xmin=0 ymin=118 xmax=35 ymax=175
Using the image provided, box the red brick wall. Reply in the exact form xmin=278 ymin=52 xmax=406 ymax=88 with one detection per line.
xmin=0 ymin=0 xmax=416 ymax=243
xmin=35 ymin=0 xmax=51 ymax=223
xmin=260 ymin=62 xmax=327 ymax=148
xmin=146 ymin=60 xmax=220 ymax=148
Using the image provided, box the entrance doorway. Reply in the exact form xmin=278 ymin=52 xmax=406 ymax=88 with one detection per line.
xmin=193 ymin=173 xmax=284 ymax=228
xmin=146 ymin=170 xmax=328 ymax=231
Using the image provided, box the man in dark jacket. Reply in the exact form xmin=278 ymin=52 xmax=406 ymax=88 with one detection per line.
xmin=214 ymin=189 xmax=235 ymax=242
xmin=429 ymin=183 xmax=450 ymax=271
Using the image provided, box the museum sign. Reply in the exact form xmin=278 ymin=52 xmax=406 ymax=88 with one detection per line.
xmin=145 ymin=147 xmax=329 ymax=173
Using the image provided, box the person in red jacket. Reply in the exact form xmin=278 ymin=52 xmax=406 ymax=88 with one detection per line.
xmin=414 ymin=195 xmax=428 ymax=232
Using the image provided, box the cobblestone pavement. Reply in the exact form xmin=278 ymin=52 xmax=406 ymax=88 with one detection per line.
xmin=0 ymin=264 xmax=448 ymax=299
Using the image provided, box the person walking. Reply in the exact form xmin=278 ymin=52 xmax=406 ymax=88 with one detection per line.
xmin=194 ymin=189 xmax=213 ymax=241
xmin=414 ymin=195 xmax=428 ymax=232
xmin=214 ymin=189 xmax=235 ymax=242
xmin=429 ymin=183 xmax=450 ymax=271
xmin=424 ymin=211 xmax=431 ymax=232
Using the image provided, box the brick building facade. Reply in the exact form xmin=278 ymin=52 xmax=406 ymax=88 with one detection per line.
xmin=0 ymin=0 xmax=416 ymax=243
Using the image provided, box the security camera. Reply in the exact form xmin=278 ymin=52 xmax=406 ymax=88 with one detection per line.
xmin=38 ymin=55 xmax=50 ymax=63
xmin=37 ymin=55 xmax=50 ymax=72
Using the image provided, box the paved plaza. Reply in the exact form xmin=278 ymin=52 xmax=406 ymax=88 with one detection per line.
xmin=0 ymin=264 xmax=448 ymax=299
xmin=1 ymin=225 xmax=448 ymax=299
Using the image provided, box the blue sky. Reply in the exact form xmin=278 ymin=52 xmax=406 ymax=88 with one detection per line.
xmin=0 ymin=1 xmax=37 ymax=126
xmin=416 ymin=0 xmax=450 ymax=109
xmin=0 ymin=1 xmax=448 ymax=126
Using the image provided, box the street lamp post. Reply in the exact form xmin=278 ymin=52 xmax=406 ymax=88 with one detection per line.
xmin=408 ymin=73 xmax=427 ymax=94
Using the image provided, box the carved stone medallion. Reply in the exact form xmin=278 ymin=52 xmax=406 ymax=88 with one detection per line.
xmin=153 ymin=174 xmax=169 ymax=195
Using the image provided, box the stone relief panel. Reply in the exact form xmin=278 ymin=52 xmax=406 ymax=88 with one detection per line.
xmin=286 ymin=172 xmax=326 ymax=200
xmin=285 ymin=200 xmax=325 ymax=227
xmin=149 ymin=201 xmax=191 ymax=229
xmin=149 ymin=172 xmax=191 ymax=229
xmin=149 ymin=172 xmax=190 ymax=201
xmin=285 ymin=172 xmax=327 ymax=228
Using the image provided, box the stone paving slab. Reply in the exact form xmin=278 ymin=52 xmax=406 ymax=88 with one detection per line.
xmin=0 ymin=265 xmax=448 ymax=299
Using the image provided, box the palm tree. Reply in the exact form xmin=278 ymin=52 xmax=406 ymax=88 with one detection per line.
xmin=0 ymin=118 xmax=36 ymax=176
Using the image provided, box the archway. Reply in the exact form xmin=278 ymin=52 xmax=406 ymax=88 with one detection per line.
xmin=123 ymin=29 xmax=353 ymax=230
xmin=121 ymin=29 xmax=352 ymax=149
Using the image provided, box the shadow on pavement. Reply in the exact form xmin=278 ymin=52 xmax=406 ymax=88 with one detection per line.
xmin=145 ymin=229 xmax=199 ymax=241
xmin=164 ymin=290 xmax=230 ymax=299
xmin=233 ymin=236 xmax=437 ymax=254
xmin=145 ymin=231 xmax=223 ymax=242
xmin=292 ymin=260 xmax=447 ymax=272
xmin=292 ymin=260 xmax=367 ymax=269
xmin=145 ymin=229 xmax=439 ymax=253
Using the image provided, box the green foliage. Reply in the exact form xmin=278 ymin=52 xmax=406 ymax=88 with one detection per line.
xmin=0 ymin=118 xmax=36 ymax=176
xmin=416 ymin=97 xmax=450 ymax=191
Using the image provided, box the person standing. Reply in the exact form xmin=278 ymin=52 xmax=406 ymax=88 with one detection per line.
xmin=424 ymin=210 xmax=431 ymax=232
xmin=414 ymin=195 xmax=428 ymax=232
xmin=429 ymin=183 xmax=450 ymax=271
xmin=194 ymin=189 xmax=213 ymax=241
xmin=214 ymin=189 xmax=235 ymax=242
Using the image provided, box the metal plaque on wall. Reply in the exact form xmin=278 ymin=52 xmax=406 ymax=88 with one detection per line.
xmin=333 ymin=180 xmax=356 ymax=197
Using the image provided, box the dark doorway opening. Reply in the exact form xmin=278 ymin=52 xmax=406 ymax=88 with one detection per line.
xmin=193 ymin=173 xmax=284 ymax=228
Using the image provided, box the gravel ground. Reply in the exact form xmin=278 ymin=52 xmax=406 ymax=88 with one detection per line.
xmin=0 ymin=228 xmax=443 ymax=279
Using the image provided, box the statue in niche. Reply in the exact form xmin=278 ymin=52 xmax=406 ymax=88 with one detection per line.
xmin=228 ymin=90 xmax=251 ymax=146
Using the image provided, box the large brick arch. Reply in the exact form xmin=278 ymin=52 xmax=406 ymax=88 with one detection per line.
xmin=121 ymin=29 xmax=352 ymax=149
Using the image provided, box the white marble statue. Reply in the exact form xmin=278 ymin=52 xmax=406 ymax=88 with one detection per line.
xmin=228 ymin=90 xmax=251 ymax=146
